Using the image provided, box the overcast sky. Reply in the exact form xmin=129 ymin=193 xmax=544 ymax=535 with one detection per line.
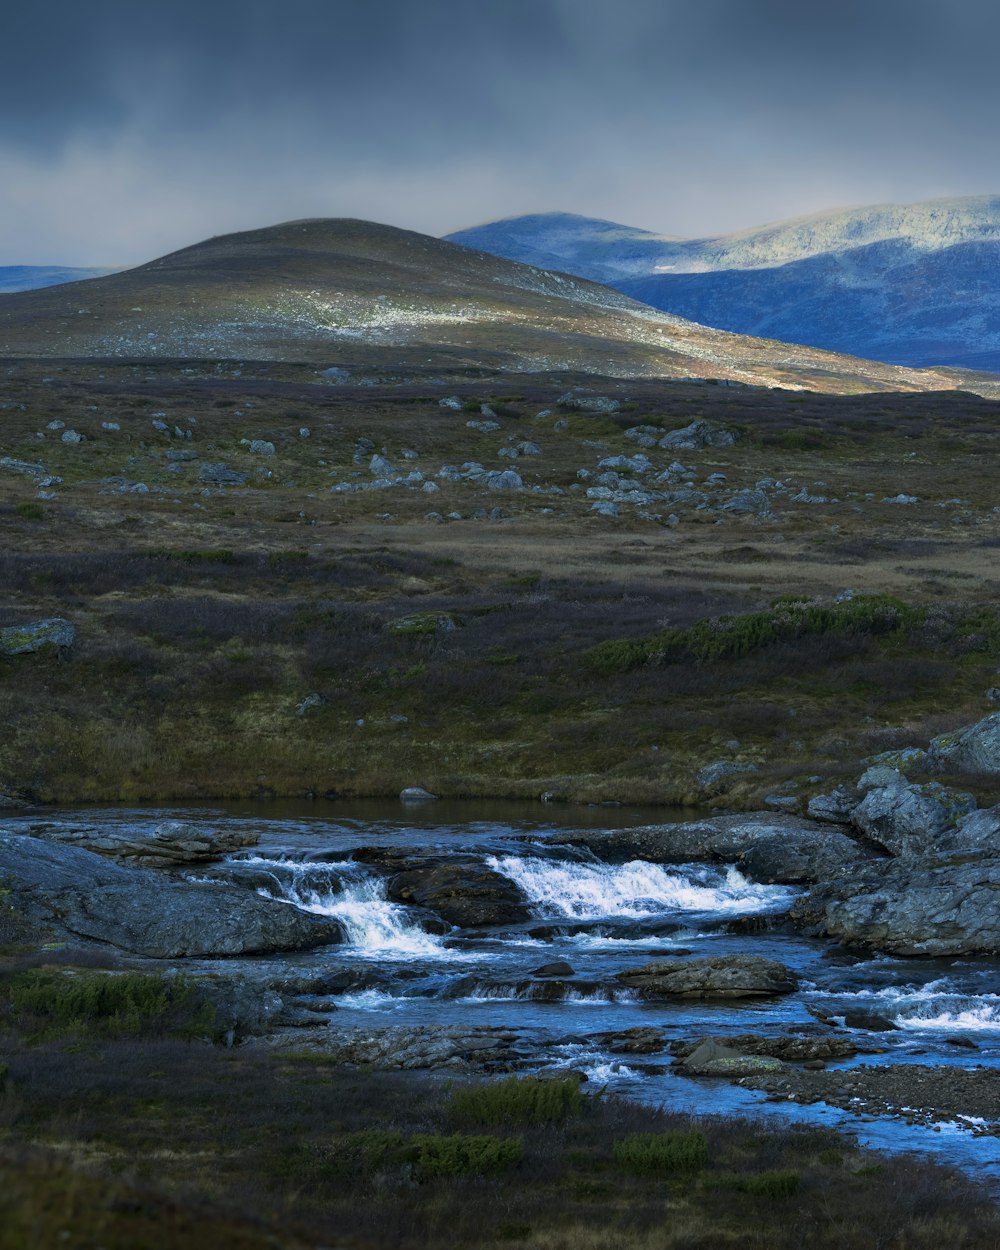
xmin=3 ymin=0 xmax=998 ymax=264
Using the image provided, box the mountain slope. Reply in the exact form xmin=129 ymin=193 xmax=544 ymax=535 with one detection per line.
xmin=0 ymin=216 xmax=987 ymax=393
xmin=445 ymin=198 xmax=1000 ymax=370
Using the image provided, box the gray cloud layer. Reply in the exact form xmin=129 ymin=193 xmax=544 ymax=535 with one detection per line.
xmin=3 ymin=1 xmax=998 ymax=263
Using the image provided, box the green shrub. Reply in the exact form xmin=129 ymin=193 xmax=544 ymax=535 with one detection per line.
xmin=739 ymin=1169 xmax=801 ymax=1199
xmin=585 ymin=595 xmax=925 ymax=674
xmin=612 ymin=1130 xmax=709 ymax=1174
xmin=1 ymin=969 xmax=215 ymax=1040
xmin=15 ymin=503 xmax=44 ymax=521
xmin=450 ymin=1076 xmax=585 ymax=1127
xmin=414 ymin=1134 xmax=523 ymax=1179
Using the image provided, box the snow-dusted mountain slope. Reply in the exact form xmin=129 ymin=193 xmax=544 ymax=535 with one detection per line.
xmin=445 ymin=198 xmax=1000 ymax=370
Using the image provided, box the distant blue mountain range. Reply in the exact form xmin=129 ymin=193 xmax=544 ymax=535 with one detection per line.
xmin=445 ymin=198 xmax=1000 ymax=371
xmin=0 ymin=265 xmax=113 ymax=293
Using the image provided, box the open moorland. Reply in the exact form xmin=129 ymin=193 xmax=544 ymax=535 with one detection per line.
xmin=4 ymin=220 xmax=1000 ymax=1249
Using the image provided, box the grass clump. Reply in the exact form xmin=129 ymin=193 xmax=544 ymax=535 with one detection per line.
xmin=450 ymin=1075 xmax=585 ymax=1126
xmin=612 ymin=1130 xmax=709 ymax=1174
xmin=0 ymin=968 xmax=215 ymax=1040
xmin=708 ymin=1168 xmax=802 ymax=1199
xmin=14 ymin=502 xmax=44 ymax=520
xmin=585 ymin=594 xmax=925 ymax=675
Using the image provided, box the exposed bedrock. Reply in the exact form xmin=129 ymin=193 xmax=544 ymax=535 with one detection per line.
xmin=0 ymin=833 xmax=342 ymax=958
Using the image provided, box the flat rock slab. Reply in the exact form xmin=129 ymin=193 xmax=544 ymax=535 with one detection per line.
xmin=24 ymin=820 xmax=259 ymax=866
xmin=255 ymin=1025 xmax=523 ymax=1070
xmin=0 ymin=833 xmax=342 ymax=958
xmin=738 ymin=1064 xmax=1000 ymax=1135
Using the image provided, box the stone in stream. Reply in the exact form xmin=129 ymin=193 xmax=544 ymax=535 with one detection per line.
xmin=617 ymin=954 xmax=798 ymax=999
xmin=386 ymin=862 xmax=531 ymax=927
xmin=672 ymin=1034 xmax=858 ymax=1062
xmin=677 ymin=1038 xmax=786 ymax=1076
xmin=533 ymin=960 xmax=575 ymax=978
xmin=0 ymin=833 xmax=342 ymax=958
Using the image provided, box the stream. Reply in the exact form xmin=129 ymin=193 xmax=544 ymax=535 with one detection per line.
xmin=6 ymin=798 xmax=1000 ymax=1181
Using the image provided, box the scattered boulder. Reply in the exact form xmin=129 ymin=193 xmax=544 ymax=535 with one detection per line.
xmin=696 ymin=760 xmax=759 ymax=789
xmin=617 ymin=955 xmax=798 ymax=999
xmin=400 ymin=786 xmax=438 ymax=802
xmin=720 ymin=489 xmax=769 ymax=515
xmin=533 ymin=961 xmax=575 ymax=978
xmin=842 ymin=1012 xmax=899 ymax=1033
xmin=0 ymin=457 xmax=45 ymax=477
xmin=659 ymin=419 xmax=737 ymax=450
xmin=485 ymin=469 xmax=523 ymax=490
xmin=0 ymin=834 xmax=342 ymax=958
xmin=0 ymin=618 xmax=74 ymax=657
xmin=295 ymin=692 xmax=325 ymax=717
xmin=200 ymin=462 xmax=248 ymax=487
xmin=439 ymin=396 xmax=463 ymax=410
xmin=556 ymin=392 xmax=620 ymax=414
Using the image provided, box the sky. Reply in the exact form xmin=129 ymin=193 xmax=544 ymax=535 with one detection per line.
xmin=3 ymin=0 xmax=999 ymax=265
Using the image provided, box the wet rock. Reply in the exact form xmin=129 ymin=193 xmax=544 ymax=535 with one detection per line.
xmin=930 ymin=713 xmax=1000 ymax=776
xmin=851 ymin=782 xmax=976 ymax=856
xmin=387 ymin=863 xmax=531 ymax=927
xmin=792 ymin=858 xmax=1000 ymax=955
xmin=842 ymin=1012 xmax=899 ymax=1032
xmin=673 ymin=1033 xmax=858 ymax=1062
xmin=555 ymin=813 xmax=873 ymax=883
xmin=617 ymin=954 xmax=798 ymax=999
xmin=0 ymin=618 xmax=75 ymax=656
xmin=595 ymin=1027 xmax=666 ymax=1054
xmin=25 ymin=819 xmax=259 ymax=866
xmin=0 ymin=833 xmax=342 ymax=958
xmin=533 ymin=961 xmax=575 ymax=978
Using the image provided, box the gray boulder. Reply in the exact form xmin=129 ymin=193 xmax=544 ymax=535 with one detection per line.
xmin=696 ymin=760 xmax=759 ymax=789
xmin=929 ymin=713 xmax=1000 ymax=775
xmin=619 ymin=955 xmax=797 ymax=999
xmin=806 ymin=788 xmax=857 ymax=824
xmin=721 ymin=489 xmax=769 ymax=515
xmin=792 ymin=859 xmax=1000 ymax=955
xmin=485 ymin=469 xmax=523 ymax=490
xmin=0 ymin=618 xmax=74 ymax=656
xmin=556 ymin=392 xmax=620 ymax=414
xmin=659 ymin=419 xmax=737 ymax=450
xmin=939 ymin=806 xmax=1000 ymax=854
xmin=199 ymin=462 xmax=248 ymax=487
xmin=0 ymin=833 xmax=342 ymax=958
xmin=851 ymin=782 xmax=976 ymax=856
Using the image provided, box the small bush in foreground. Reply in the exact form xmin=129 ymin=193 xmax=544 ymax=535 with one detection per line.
xmin=450 ymin=1075 xmax=585 ymax=1126
xmin=0 ymin=969 xmax=215 ymax=1040
xmin=612 ymin=1130 xmax=709 ymax=1174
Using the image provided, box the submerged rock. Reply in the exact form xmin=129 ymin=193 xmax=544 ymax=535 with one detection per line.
xmin=617 ymin=954 xmax=798 ymax=999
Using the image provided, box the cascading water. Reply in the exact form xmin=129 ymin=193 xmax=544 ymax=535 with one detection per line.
xmin=486 ymin=854 xmax=796 ymax=919
xmin=236 ymin=856 xmax=450 ymax=958
xmin=810 ymin=981 xmax=1000 ymax=1033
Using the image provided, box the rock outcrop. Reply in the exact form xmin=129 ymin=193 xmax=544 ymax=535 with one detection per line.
xmin=0 ymin=833 xmax=342 ymax=958
xmin=0 ymin=618 xmax=75 ymax=656
xmin=24 ymin=820 xmax=259 ymax=866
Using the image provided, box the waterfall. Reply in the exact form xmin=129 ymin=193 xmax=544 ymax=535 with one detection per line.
xmin=486 ymin=855 xmax=795 ymax=920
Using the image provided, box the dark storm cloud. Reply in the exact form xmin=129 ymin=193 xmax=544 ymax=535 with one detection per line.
xmin=3 ymin=0 xmax=1000 ymax=262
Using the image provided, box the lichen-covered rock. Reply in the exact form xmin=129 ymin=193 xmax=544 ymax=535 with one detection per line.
xmin=851 ymin=782 xmax=976 ymax=856
xmin=556 ymin=392 xmax=620 ymax=414
xmin=676 ymin=1038 xmax=786 ymax=1075
xmin=659 ymin=419 xmax=737 ymax=450
xmin=929 ymin=713 xmax=1000 ymax=776
xmin=0 ymin=618 xmax=74 ymax=656
xmin=618 ymin=955 xmax=798 ymax=999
